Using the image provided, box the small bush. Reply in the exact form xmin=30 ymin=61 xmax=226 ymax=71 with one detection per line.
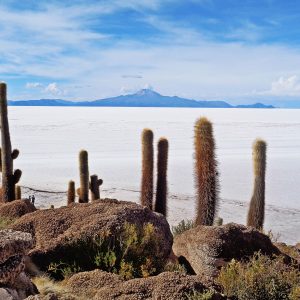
xmin=186 ymin=290 xmax=215 ymax=300
xmin=32 ymin=275 xmax=79 ymax=299
xmin=172 ymin=219 xmax=195 ymax=236
xmin=0 ymin=216 xmax=15 ymax=229
xmin=47 ymin=222 xmax=165 ymax=280
xmin=217 ymin=252 xmax=300 ymax=300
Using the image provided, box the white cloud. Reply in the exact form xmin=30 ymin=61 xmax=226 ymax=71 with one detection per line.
xmin=2 ymin=1 xmax=300 ymax=101
xmin=44 ymin=83 xmax=63 ymax=96
xmin=261 ymin=76 xmax=300 ymax=96
xmin=26 ymin=82 xmax=43 ymax=89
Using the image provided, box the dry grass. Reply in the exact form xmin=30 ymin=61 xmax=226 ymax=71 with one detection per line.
xmin=32 ymin=275 xmax=80 ymax=300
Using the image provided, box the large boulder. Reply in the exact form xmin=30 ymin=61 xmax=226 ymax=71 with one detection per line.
xmin=0 ymin=200 xmax=36 ymax=220
xmin=0 ymin=229 xmax=33 ymax=285
xmin=173 ymin=223 xmax=282 ymax=278
xmin=11 ymin=199 xmax=173 ymax=275
xmin=0 ymin=229 xmax=37 ymax=300
xmin=66 ymin=270 xmax=225 ymax=300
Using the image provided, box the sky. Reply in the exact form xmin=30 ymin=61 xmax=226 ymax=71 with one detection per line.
xmin=1 ymin=0 xmax=300 ymax=105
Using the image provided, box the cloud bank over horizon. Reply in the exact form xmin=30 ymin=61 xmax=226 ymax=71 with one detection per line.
xmin=1 ymin=0 xmax=300 ymax=104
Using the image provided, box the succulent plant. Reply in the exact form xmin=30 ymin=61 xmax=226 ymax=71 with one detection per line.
xmin=154 ymin=137 xmax=169 ymax=217
xmin=247 ymin=139 xmax=267 ymax=230
xmin=194 ymin=117 xmax=219 ymax=226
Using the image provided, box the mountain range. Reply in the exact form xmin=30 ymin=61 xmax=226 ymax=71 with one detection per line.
xmin=8 ymin=89 xmax=274 ymax=108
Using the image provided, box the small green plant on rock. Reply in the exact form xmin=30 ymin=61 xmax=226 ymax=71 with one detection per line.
xmin=186 ymin=290 xmax=215 ymax=300
xmin=172 ymin=219 xmax=195 ymax=237
xmin=217 ymin=252 xmax=300 ymax=300
xmin=0 ymin=216 xmax=16 ymax=229
xmin=47 ymin=222 xmax=165 ymax=280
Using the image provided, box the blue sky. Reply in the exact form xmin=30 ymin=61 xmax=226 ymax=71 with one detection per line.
xmin=1 ymin=0 xmax=300 ymax=104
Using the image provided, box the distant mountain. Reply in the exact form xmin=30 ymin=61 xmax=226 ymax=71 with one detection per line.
xmin=9 ymin=89 xmax=274 ymax=108
xmin=9 ymin=99 xmax=73 ymax=106
xmin=236 ymin=103 xmax=275 ymax=109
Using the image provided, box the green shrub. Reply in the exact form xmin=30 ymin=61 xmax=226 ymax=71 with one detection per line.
xmin=47 ymin=222 xmax=165 ymax=280
xmin=217 ymin=252 xmax=300 ymax=300
xmin=186 ymin=290 xmax=215 ymax=300
xmin=0 ymin=216 xmax=15 ymax=229
xmin=172 ymin=219 xmax=195 ymax=237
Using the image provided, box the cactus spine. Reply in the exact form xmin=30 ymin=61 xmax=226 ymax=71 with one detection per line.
xmin=194 ymin=117 xmax=219 ymax=226
xmin=90 ymin=174 xmax=103 ymax=201
xmin=154 ymin=137 xmax=169 ymax=216
xmin=15 ymin=185 xmax=21 ymax=200
xmin=0 ymin=83 xmax=22 ymax=202
xmin=141 ymin=129 xmax=154 ymax=209
xmin=67 ymin=180 xmax=75 ymax=205
xmin=247 ymin=139 xmax=267 ymax=230
xmin=78 ymin=150 xmax=89 ymax=203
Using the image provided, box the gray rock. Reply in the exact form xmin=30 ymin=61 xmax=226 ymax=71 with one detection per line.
xmin=11 ymin=199 xmax=173 ymax=273
xmin=173 ymin=223 xmax=281 ymax=278
xmin=0 ymin=230 xmax=33 ymax=285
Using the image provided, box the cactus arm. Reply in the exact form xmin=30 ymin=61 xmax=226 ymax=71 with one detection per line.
xmin=90 ymin=174 xmax=102 ymax=201
xmin=11 ymin=149 xmax=19 ymax=159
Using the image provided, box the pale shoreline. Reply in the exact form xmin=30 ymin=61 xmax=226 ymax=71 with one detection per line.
xmin=21 ymin=185 xmax=300 ymax=245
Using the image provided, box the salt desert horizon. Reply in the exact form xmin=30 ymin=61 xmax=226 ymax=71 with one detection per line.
xmin=7 ymin=106 xmax=300 ymax=243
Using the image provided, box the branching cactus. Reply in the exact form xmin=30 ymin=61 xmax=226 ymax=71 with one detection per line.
xmin=141 ymin=129 xmax=154 ymax=210
xmin=154 ymin=137 xmax=169 ymax=217
xmin=194 ymin=117 xmax=219 ymax=226
xmin=247 ymin=139 xmax=267 ymax=230
xmin=67 ymin=180 xmax=75 ymax=205
xmin=78 ymin=150 xmax=89 ymax=203
xmin=0 ymin=83 xmax=22 ymax=202
xmin=90 ymin=174 xmax=103 ymax=201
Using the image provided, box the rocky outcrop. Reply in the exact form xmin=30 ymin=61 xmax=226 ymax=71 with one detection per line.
xmin=0 ymin=229 xmax=37 ymax=300
xmin=66 ymin=270 xmax=225 ymax=300
xmin=11 ymin=199 xmax=173 ymax=273
xmin=173 ymin=223 xmax=282 ymax=278
xmin=0 ymin=200 xmax=36 ymax=220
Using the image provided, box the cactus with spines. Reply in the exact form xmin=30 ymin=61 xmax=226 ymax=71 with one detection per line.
xmin=0 ymin=83 xmax=22 ymax=202
xmin=215 ymin=217 xmax=223 ymax=226
xmin=154 ymin=137 xmax=169 ymax=216
xmin=15 ymin=185 xmax=21 ymax=200
xmin=194 ymin=117 xmax=219 ymax=226
xmin=90 ymin=174 xmax=103 ymax=201
xmin=141 ymin=129 xmax=154 ymax=210
xmin=247 ymin=139 xmax=267 ymax=230
xmin=67 ymin=180 xmax=75 ymax=205
xmin=78 ymin=150 xmax=89 ymax=203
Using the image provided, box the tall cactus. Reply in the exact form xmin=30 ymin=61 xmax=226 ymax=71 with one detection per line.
xmin=141 ymin=129 xmax=154 ymax=209
xmin=78 ymin=150 xmax=89 ymax=203
xmin=90 ymin=174 xmax=103 ymax=201
xmin=247 ymin=139 xmax=267 ymax=230
xmin=0 ymin=83 xmax=22 ymax=202
xmin=67 ymin=180 xmax=75 ymax=205
xmin=154 ymin=137 xmax=169 ymax=216
xmin=194 ymin=117 xmax=219 ymax=226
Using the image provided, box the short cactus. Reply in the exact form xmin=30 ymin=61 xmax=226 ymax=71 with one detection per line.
xmin=0 ymin=83 xmax=22 ymax=202
xmin=154 ymin=137 xmax=169 ymax=217
xmin=78 ymin=150 xmax=89 ymax=203
xmin=15 ymin=185 xmax=21 ymax=200
xmin=247 ymin=139 xmax=267 ymax=230
xmin=194 ymin=117 xmax=219 ymax=226
xmin=215 ymin=217 xmax=223 ymax=226
xmin=90 ymin=174 xmax=103 ymax=201
xmin=141 ymin=129 xmax=154 ymax=210
xmin=67 ymin=180 xmax=75 ymax=205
